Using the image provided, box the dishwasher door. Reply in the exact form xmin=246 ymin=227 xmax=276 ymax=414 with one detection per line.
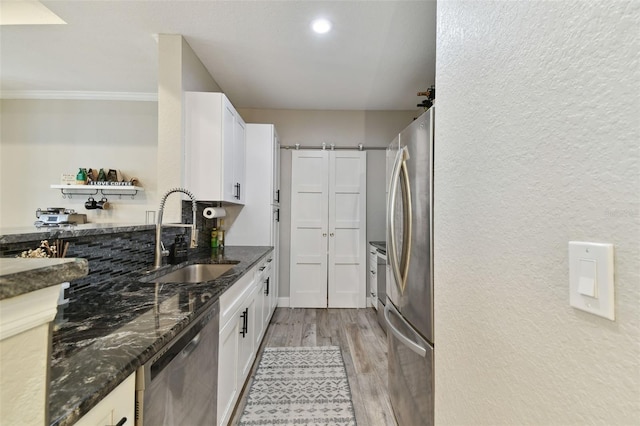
xmin=136 ymin=302 xmax=219 ymax=426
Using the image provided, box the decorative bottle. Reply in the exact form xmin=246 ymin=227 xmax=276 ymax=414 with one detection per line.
xmin=218 ymin=220 xmax=225 ymax=249
xmin=76 ymin=168 xmax=87 ymax=185
xmin=211 ymin=228 xmax=218 ymax=248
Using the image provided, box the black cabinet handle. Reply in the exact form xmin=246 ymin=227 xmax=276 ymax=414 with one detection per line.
xmin=239 ymin=308 xmax=248 ymax=337
xmin=275 ymin=209 xmax=280 ymax=222
xmin=114 ymin=417 xmax=127 ymax=426
xmin=238 ymin=183 xmax=241 ymax=200
xmin=264 ymin=277 xmax=270 ymax=295
xmin=234 ymin=183 xmax=241 ymax=200
xmin=276 ymin=189 xmax=280 ymax=203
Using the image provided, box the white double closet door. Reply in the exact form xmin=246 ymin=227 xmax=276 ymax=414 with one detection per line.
xmin=290 ymin=150 xmax=367 ymax=308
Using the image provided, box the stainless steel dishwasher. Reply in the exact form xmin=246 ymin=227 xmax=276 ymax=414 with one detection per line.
xmin=135 ymin=301 xmax=219 ymax=426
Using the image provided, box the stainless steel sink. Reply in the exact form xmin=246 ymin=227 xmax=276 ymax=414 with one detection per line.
xmin=147 ymin=263 xmax=237 ymax=283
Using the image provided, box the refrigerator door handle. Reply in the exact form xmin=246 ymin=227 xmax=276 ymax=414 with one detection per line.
xmin=387 ymin=149 xmax=403 ymax=290
xmin=384 ymin=302 xmax=427 ymax=358
xmin=399 ymin=150 xmax=413 ymax=287
xmin=387 ymin=146 xmax=413 ymax=294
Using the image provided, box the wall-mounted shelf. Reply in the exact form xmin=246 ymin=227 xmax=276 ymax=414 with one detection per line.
xmin=50 ymin=184 xmax=144 ymax=199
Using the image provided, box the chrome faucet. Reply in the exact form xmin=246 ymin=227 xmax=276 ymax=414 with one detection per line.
xmin=154 ymin=187 xmax=198 ymax=268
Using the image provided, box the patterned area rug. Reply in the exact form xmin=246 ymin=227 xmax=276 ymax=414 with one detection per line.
xmin=239 ymin=346 xmax=357 ymax=425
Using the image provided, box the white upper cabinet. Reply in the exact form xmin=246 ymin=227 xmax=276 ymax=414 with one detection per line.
xmin=184 ymin=92 xmax=246 ymax=204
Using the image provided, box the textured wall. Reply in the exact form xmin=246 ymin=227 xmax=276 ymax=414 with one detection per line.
xmin=434 ymin=1 xmax=639 ymax=425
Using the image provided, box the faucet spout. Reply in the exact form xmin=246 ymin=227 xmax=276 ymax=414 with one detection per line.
xmin=154 ymin=187 xmax=198 ymax=268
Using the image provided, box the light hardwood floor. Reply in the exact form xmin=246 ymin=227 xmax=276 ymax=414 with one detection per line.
xmin=230 ymin=307 xmax=398 ymax=426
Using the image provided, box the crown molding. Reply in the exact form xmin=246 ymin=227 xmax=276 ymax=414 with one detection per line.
xmin=0 ymin=90 xmax=158 ymax=102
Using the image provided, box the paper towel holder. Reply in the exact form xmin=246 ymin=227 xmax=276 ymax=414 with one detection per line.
xmin=203 ymin=207 xmax=226 ymax=219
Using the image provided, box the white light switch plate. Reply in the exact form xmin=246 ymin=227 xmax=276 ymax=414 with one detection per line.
xmin=569 ymin=241 xmax=615 ymax=320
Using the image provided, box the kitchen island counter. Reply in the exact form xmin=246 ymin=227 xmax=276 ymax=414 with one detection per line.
xmin=0 ymin=223 xmax=154 ymax=245
xmin=48 ymin=245 xmax=273 ymax=426
xmin=0 ymin=257 xmax=88 ymax=300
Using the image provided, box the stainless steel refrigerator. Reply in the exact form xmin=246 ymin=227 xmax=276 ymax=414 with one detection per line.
xmin=385 ymin=107 xmax=434 ymax=426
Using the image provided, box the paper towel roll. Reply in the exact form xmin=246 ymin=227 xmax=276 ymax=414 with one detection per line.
xmin=203 ymin=207 xmax=226 ymax=219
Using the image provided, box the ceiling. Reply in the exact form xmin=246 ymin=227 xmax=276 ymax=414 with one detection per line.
xmin=0 ymin=1 xmax=436 ymax=111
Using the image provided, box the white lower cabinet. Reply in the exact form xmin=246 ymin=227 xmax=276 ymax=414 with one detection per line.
xmin=218 ymin=309 xmax=241 ymax=426
xmin=75 ymin=373 xmax=135 ymax=426
xmin=218 ymin=254 xmax=276 ymax=426
xmin=254 ymin=275 xmax=266 ymax=348
xmin=263 ymin=260 xmax=275 ymax=327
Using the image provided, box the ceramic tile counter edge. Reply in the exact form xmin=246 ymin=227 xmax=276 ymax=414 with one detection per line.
xmin=0 ymin=258 xmax=89 ymax=299
xmin=48 ymin=246 xmax=273 ymax=426
xmin=0 ymin=223 xmax=155 ymax=245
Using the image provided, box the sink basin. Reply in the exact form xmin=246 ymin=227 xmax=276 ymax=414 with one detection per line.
xmin=147 ymin=263 xmax=237 ymax=283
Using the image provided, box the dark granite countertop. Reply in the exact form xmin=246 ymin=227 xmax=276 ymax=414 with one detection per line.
xmin=0 ymin=258 xmax=89 ymax=300
xmin=48 ymin=245 xmax=273 ymax=426
xmin=369 ymin=241 xmax=386 ymax=255
xmin=0 ymin=223 xmax=154 ymax=245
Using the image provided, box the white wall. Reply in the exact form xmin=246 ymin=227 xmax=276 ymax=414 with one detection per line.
xmin=435 ymin=1 xmax=639 ymax=424
xmin=0 ymin=99 xmax=158 ymax=227
xmin=0 ymin=35 xmax=220 ymax=228
xmin=237 ymin=108 xmax=417 ymax=298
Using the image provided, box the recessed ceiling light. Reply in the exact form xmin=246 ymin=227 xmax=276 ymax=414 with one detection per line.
xmin=311 ymin=18 xmax=332 ymax=34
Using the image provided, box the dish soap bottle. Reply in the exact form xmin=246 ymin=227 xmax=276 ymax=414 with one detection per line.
xmin=177 ymin=235 xmax=188 ymax=263
xmin=171 ymin=235 xmax=188 ymax=264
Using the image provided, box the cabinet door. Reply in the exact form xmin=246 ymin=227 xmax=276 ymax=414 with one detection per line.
xmin=237 ymin=294 xmax=256 ymax=381
xmin=254 ymin=277 xmax=265 ymax=347
xmin=265 ymin=263 xmax=275 ymax=323
xmin=273 ymin=130 xmax=281 ymax=205
xmin=218 ymin=313 xmax=240 ymax=426
xmin=272 ymin=207 xmax=280 ymax=309
xmin=233 ymin=117 xmax=246 ymax=204
xmin=222 ymin=97 xmax=237 ymax=203
xmin=328 ymin=151 xmax=367 ymax=308
xmin=290 ymin=150 xmax=330 ymax=308
xmin=369 ymin=245 xmax=379 ymax=307
xmin=184 ymin=91 xmax=225 ymax=201
xmin=75 ymin=373 xmax=135 ymax=426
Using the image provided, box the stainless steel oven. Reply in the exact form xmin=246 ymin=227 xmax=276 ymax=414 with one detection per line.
xmin=135 ymin=302 xmax=219 ymax=426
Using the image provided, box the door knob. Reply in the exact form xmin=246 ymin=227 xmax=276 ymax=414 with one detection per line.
xmin=322 ymin=233 xmax=327 ymax=237
xmin=330 ymin=233 xmax=334 ymax=237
